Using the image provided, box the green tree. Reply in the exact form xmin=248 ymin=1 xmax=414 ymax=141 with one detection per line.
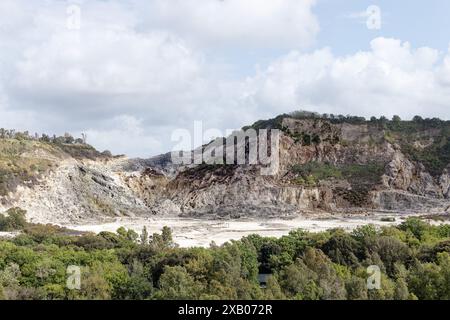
xmin=279 ymin=260 xmax=321 ymax=300
xmin=392 ymin=115 xmax=401 ymax=123
xmin=140 ymin=226 xmax=149 ymax=245
xmin=264 ymin=276 xmax=286 ymax=300
xmin=157 ymin=266 xmax=199 ymax=300
xmin=345 ymin=276 xmax=368 ymax=300
xmin=394 ymin=278 xmax=409 ymax=300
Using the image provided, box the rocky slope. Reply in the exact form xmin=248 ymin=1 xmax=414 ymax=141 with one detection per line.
xmin=0 ymin=139 xmax=148 ymax=223
xmin=134 ymin=116 xmax=450 ymax=218
xmin=1 ymin=114 xmax=450 ymax=223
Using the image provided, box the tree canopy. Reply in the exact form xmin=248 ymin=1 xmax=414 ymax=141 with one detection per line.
xmin=1 ymin=217 xmax=450 ymax=300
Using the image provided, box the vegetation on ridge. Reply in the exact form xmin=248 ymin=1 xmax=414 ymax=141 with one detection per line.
xmin=0 ymin=130 xmax=112 ymax=197
xmin=290 ymin=162 xmax=386 ymax=206
xmin=245 ymin=111 xmax=450 ymax=177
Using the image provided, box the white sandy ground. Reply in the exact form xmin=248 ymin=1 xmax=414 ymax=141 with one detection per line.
xmin=0 ymin=231 xmax=21 ymax=239
xmin=1 ymin=213 xmax=447 ymax=247
xmin=52 ymin=213 xmax=447 ymax=248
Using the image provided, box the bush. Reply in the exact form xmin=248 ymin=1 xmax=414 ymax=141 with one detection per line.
xmin=1 ymin=221 xmax=450 ymax=300
xmin=291 ymin=162 xmax=342 ymax=186
xmin=0 ymin=208 xmax=27 ymax=231
xmin=321 ymin=231 xmax=362 ymax=267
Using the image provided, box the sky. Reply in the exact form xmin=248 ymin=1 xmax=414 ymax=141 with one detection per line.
xmin=1 ymin=0 xmax=450 ymax=157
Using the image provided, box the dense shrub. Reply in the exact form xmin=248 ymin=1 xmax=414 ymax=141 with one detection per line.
xmin=0 ymin=208 xmax=27 ymax=232
xmin=1 ymin=218 xmax=450 ymax=300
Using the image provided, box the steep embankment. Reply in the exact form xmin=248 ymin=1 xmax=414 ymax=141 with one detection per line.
xmin=0 ymin=138 xmax=148 ymax=224
xmin=122 ymin=115 xmax=450 ymax=218
xmin=1 ymin=114 xmax=450 ymax=224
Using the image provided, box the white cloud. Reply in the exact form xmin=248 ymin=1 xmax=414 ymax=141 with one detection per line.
xmin=14 ymin=30 xmax=202 ymax=97
xmin=0 ymin=0 xmax=219 ymax=156
xmin=141 ymin=0 xmax=319 ymax=49
xmin=0 ymin=84 xmax=37 ymax=131
xmin=242 ymin=37 xmax=450 ymax=120
xmin=3 ymin=0 xmax=319 ymax=156
xmin=1 ymin=1 xmax=450 ymax=157
xmin=83 ymin=115 xmax=164 ymax=156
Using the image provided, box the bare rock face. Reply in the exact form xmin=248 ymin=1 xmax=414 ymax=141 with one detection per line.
xmin=141 ymin=117 xmax=450 ymax=217
xmin=382 ymin=152 xmax=416 ymax=190
xmin=440 ymin=170 xmax=450 ymax=198
xmin=382 ymin=152 xmax=444 ymax=199
xmin=5 ymin=159 xmax=148 ymax=224
xmin=115 ymin=117 xmax=449 ymax=218
xmin=372 ymin=190 xmax=447 ymax=212
xmin=2 ymin=115 xmax=450 ymax=223
xmin=163 ymin=166 xmax=302 ymax=217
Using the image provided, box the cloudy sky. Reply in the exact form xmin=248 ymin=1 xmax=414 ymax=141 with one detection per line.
xmin=1 ymin=0 xmax=450 ymax=157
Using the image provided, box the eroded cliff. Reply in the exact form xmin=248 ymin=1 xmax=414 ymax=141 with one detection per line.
xmin=1 ymin=114 xmax=449 ymax=223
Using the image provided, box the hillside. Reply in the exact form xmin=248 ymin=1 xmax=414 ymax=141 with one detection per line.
xmin=1 ymin=113 xmax=450 ymax=224
xmin=0 ymin=133 xmax=147 ymax=223
xmin=139 ymin=113 xmax=450 ymax=218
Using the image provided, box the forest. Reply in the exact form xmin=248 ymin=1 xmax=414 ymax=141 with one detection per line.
xmin=1 ymin=213 xmax=450 ymax=300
